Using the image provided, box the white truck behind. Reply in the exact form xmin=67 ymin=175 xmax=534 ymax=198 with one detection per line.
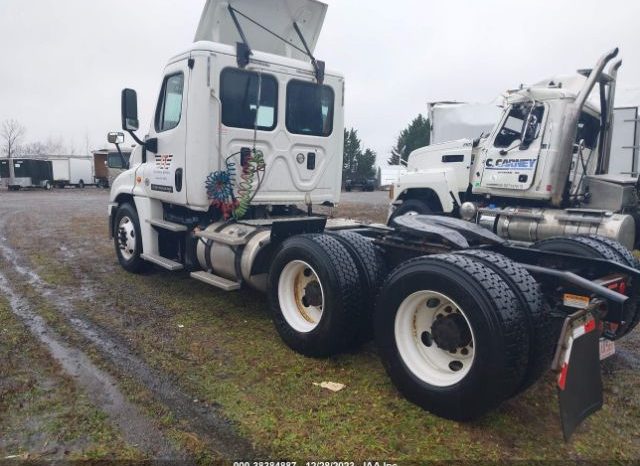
xmin=390 ymin=49 xmax=640 ymax=249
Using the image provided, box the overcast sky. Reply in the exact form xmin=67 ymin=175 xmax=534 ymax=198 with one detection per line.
xmin=1 ymin=0 xmax=639 ymax=161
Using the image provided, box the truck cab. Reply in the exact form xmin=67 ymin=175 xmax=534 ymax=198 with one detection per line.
xmin=110 ymin=0 xmax=343 ymax=209
xmin=390 ymin=49 xmax=638 ymax=248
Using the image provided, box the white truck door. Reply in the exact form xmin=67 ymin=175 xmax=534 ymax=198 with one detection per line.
xmin=217 ymin=64 xmax=279 ymax=201
xmin=140 ymin=58 xmax=190 ymax=205
xmin=217 ymin=63 xmax=340 ymax=205
xmin=475 ymin=103 xmax=544 ymax=192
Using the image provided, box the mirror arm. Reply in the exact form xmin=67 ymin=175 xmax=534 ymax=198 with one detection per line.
xmin=127 ymin=129 xmax=145 ymax=147
xmin=125 ymin=130 xmax=157 ymax=163
xmin=114 ymin=142 xmax=126 ymax=168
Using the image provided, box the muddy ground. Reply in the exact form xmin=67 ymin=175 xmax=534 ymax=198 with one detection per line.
xmin=0 ymin=189 xmax=639 ymax=462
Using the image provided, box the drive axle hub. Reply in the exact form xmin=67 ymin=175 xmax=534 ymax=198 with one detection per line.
xmin=431 ymin=313 xmax=472 ymax=352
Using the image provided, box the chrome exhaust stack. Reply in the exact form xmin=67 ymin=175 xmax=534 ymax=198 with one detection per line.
xmin=550 ymin=47 xmax=619 ymax=206
xmin=598 ymin=59 xmax=622 ymax=174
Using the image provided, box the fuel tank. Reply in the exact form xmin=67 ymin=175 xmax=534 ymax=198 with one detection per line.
xmin=195 ymin=222 xmax=272 ymax=291
xmin=476 ymin=207 xmax=636 ymax=249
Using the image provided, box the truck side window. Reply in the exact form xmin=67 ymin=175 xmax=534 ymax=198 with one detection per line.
xmin=107 ymin=152 xmax=131 ymax=169
xmin=494 ymin=103 xmax=544 ymax=149
xmin=155 ymin=73 xmax=185 ymax=132
xmin=575 ymin=112 xmax=600 ymax=149
xmin=286 ymin=80 xmax=334 ymax=137
xmin=220 ymin=68 xmax=278 ymax=131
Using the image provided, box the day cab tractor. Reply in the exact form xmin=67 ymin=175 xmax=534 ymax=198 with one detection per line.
xmin=107 ymin=0 xmax=640 ymax=439
xmin=389 ymin=49 xmax=640 ymax=250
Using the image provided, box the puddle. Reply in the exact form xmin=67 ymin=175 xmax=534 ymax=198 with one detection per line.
xmin=0 ymin=219 xmax=254 ymax=459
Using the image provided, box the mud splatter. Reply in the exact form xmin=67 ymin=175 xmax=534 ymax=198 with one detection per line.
xmin=0 ymin=217 xmax=254 ymax=459
xmin=0 ymin=270 xmax=179 ymax=459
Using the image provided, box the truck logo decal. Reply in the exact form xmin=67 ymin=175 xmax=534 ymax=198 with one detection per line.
xmin=150 ymin=184 xmax=174 ymax=193
xmin=485 ymin=158 xmax=537 ymax=170
xmin=155 ymin=154 xmax=173 ymax=170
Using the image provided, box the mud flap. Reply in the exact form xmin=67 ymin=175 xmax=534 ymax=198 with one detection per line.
xmin=555 ymin=313 xmax=603 ymax=440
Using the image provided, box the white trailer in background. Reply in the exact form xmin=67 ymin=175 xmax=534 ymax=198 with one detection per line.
xmin=608 ymin=106 xmax=639 ymax=175
xmin=51 ymin=157 xmax=94 ymax=188
xmin=428 ymin=101 xmax=502 ymax=145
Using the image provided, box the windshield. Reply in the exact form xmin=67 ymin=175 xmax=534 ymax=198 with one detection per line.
xmin=494 ymin=103 xmax=544 ymax=149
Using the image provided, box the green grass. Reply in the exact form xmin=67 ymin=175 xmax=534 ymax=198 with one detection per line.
xmin=4 ymin=210 xmax=640 ymax=461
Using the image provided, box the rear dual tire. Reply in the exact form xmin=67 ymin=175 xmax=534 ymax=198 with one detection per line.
xmin=456 ymin=249 xmax=554 ymax=395
xmin=268 ymin=234 xmax=364 ymax=357
xmin=534 ymin=235 xmax=639 ymax=338
xmin=268 ymin=232 xmax=387 ymax=357
xmin=374 ymin=254 xmax=530 ymax=421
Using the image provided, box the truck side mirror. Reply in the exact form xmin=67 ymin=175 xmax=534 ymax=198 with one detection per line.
xmin=107 ymin=132 xmax=125 ymax=144
xmin=521 ymin=113 xmax=540 ymax=147
xmin=121 ymin=89 xmax=139 ymax=131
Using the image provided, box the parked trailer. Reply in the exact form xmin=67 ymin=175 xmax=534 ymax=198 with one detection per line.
xmin=106 ymin=0 xmax=640 ymax=439
xmin=93 ymin=149 xmax=131 ymax=188
xmin=51 ymin=157 xmax=94 ymax=188
xmin=0 ymin=158 xmax=53 ymax=190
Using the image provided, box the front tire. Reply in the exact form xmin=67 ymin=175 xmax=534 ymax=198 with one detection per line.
xmin=268 ymin=234 xmax=364 ymax=357
xmin=114 ymin=203 xmax=146 ymax=273
xmin=388 ymin=199 xmax=431 ymax=225
xmin=374 ymin=254 xmax=530 ymax=421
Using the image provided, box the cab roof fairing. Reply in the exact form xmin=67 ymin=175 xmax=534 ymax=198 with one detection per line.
xmin=194 ymin=0 xmax=327 ymax=62
xmin=180 ymin=41 xmax=343 ymax=80
xmin=504 ymin=74 xmax=602 ymax=114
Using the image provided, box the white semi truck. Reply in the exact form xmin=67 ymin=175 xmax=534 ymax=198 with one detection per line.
xmin=389 ymin=49 xmax=640 ymax=250
xmin=107 ymin=0 xmax=640 ymax=438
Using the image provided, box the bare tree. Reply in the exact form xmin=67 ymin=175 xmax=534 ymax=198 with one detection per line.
xmin=84 ymin=131 xmax=91 ymax=156
xmin=1 ymin=119 xmax=26 ymax=184
xmin=1 ymin=119 xmax=26 ymax=159
xmin=20 ymin=141 xmax=49 ymax=156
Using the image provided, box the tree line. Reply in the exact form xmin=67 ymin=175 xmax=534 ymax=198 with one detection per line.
xmin=1 ymin=118 xmax=84 ymax=158
xmin=342 ymin=114 xmax=431 ymax=183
